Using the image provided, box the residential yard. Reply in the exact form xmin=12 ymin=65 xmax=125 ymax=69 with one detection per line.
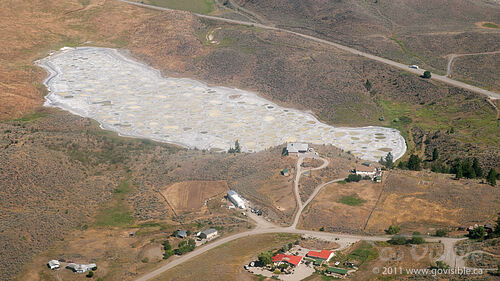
xmin=151 ymin=233 xmax=298 ymax=281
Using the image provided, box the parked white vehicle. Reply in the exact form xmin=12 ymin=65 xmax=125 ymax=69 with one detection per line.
xmin=409 ymin=65 xmax=419 ymax=69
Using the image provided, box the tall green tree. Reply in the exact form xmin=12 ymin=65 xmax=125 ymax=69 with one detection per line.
xmin=422 ymin=71 xmax=431 ymax=79
xmin=258 ymin=251 xmax=273 ymax=265
xmin=487 ymin=168 xmax=497 ymax=186
xmin=472 ymin=158 xmax=483 ymax=178
xmin=432 ymin=148 xmax=439 ymax=161
xmin=462 ymin=159 xmax=476 ymax=179
xmin=407 ymin=154 xmax=421 ymax=171
xmin=365 ymin=80 xmax=372 ymax=91
xmin=384 ymin=152 xmax=394 ymax=169
xmin=455 ymin=162 xmax=463 ymax=179
xmin=234 ymin=140 xmax=241 ymax=153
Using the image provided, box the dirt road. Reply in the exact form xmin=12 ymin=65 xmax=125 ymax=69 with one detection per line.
xmin=446 ymin=51 xmax=500 ymax=77
xmin=132 ymin=154 xmax=465 ymax=281
xmin=116 ymin=0 xmax=500 ymax=100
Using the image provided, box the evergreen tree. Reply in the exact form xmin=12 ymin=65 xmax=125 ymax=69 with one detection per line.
xmin=462 ymin=159 xmax=476 ymax=179
xmin=384 ymin=152 xmax=394 ymax=169
xmin=365 ymin=80 xmax=372 ymax=91
xmin=407 ymin=154 xmax=421 ymax=171
xmin=487 ymin=168 xmax=497 ymax=186
xmin=234 ymin=140 xmax=241 ymax=153
xmin=432 ymin=148 xmax=439 ymax=161
xmin=472 ymin=158 xmax=483 ymax=178
xmin=455 ymin=162 xmax=463 ymax=179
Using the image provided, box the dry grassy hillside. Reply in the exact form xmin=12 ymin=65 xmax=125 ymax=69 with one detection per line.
xmin=299 ymin=169 xmax=500 ymax=235
xmin=1 ymin=0 xmax=498 ymax=168
xmin=127 ymin=11 xmax=500 ymax=170
xmin=0 ymin=0 xmax=157 ymax=120
xmin=233 ymin=0 xmax=500 ymax=88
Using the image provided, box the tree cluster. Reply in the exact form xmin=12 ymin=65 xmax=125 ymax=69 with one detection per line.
xmin=163 ymin=240 xmax=174 ymax=259
xmin=228 ymin=140 xmax=241 ymax=153
xmin=345 ymin=174 xmax=362 ymax=182
xmin=174 ymin=239 xmax=196 ymax=255
xmin=379 ymin=152 xmax=394 ymax=169
xmin=397 ymin=154 xmax=421 ymax=171
xmin=387 ymin=232 xmax=425 ymax=245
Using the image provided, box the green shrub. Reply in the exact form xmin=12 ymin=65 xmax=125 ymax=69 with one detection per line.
xmin=385 ymin=225 xmax=401 ymax=235
xmin=387 ymin=235 xmax=407 ymax=245
xmin=435 ymin=229 xmax=448 ymax=237
xmin=345 ymin=174 xmax=362 ymax=182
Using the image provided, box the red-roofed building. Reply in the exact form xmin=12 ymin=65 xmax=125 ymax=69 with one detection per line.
xmin=272 ymin=254 xmax=303 ymax=267
xmin=306 ymin=250 xmax=335 ymax=262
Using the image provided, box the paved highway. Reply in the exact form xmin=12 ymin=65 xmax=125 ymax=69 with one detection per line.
xmin=117 ymin=0 xmax=500 ymax=100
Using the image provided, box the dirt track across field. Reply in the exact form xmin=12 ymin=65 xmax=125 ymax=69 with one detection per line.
xmin=133 ymin=154 xmax=466 ymax=281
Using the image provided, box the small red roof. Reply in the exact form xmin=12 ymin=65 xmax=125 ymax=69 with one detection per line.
xmin=306 ymin=250 xmax=334 ymax=260
xmin=272 ymin=254 xmax=303 ymax=266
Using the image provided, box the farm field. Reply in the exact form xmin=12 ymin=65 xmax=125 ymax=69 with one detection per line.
xmin=160 ymin=180 xmax=229 ymax=214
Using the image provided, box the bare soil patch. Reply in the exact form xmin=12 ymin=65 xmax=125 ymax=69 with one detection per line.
xmin=365 ymin=170 xmax=500 ymax=234
xmin=160 ymin=180 xmax=229 ymax=215
xmin=298 ymin=180 xmax=382 ymax=233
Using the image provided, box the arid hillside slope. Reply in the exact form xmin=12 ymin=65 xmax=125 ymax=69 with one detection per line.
xmin=232 ymin=0 xmax=500 ymax=90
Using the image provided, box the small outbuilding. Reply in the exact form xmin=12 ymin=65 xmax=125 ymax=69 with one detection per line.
xmin=177 ymin=230 xmax=188 ymax=238
xmin=66 ymin=263 xmax=96 ymax=273
xmin=200 ymin=228 xmax=218 ymax=240
xmin=48 ymin=260 xmax=60 ymax=270
xmin=327 ymin=267 xmax=348 ymax=275
xmin=281 ymin=168 xmax=289 ymax=176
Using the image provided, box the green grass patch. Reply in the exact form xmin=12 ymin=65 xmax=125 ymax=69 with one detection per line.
xmin=146 ymin=0 xmax=214 ymax=14
xmin=338 ymin=194 xmax=366 ymax=206
xmin=347 ymin=241 xmax=378 ymax=266
xmin=95 ymin=180 xmax=134 ymax=227
xmin=482 ymin=22 xmax=499 ymax=29
xmin=12 ymin=111 xmax=47 ymax=123
xmin=390 ymin=35 xmax=427 ymax=64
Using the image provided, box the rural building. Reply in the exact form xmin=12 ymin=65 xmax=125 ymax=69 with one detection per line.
xmin=286 ymin=143 xmax=308 ymax=156
xmin=374 ymin=170 xmax=383 ymax=182
xmin=327 ymin=267 xmax=348 ymax=275
xmin=306 ymin=250 xmax=335 ymax=262
xmin=281 ymin=168 xmax=289 ymax=176
xmin=48 ymin=260 xmax=60 ymax=270
xmin=200 ymin=228 xmax=218 ymax=240
xmin=227 ymin=190 xmax=246 ymax=209
xmin=177 ymin=230 xmax=187 ymax=238
xmin=354 ymin=166 xmax=377 ymax=177
xmin=272 ymin=254 xmax=303 ymax=267
xmin=66 ymin=263 xmax=96 ymax=273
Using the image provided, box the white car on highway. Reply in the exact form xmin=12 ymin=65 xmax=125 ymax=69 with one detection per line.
xmin=409 ymin=65 xmax=419 ymax=69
